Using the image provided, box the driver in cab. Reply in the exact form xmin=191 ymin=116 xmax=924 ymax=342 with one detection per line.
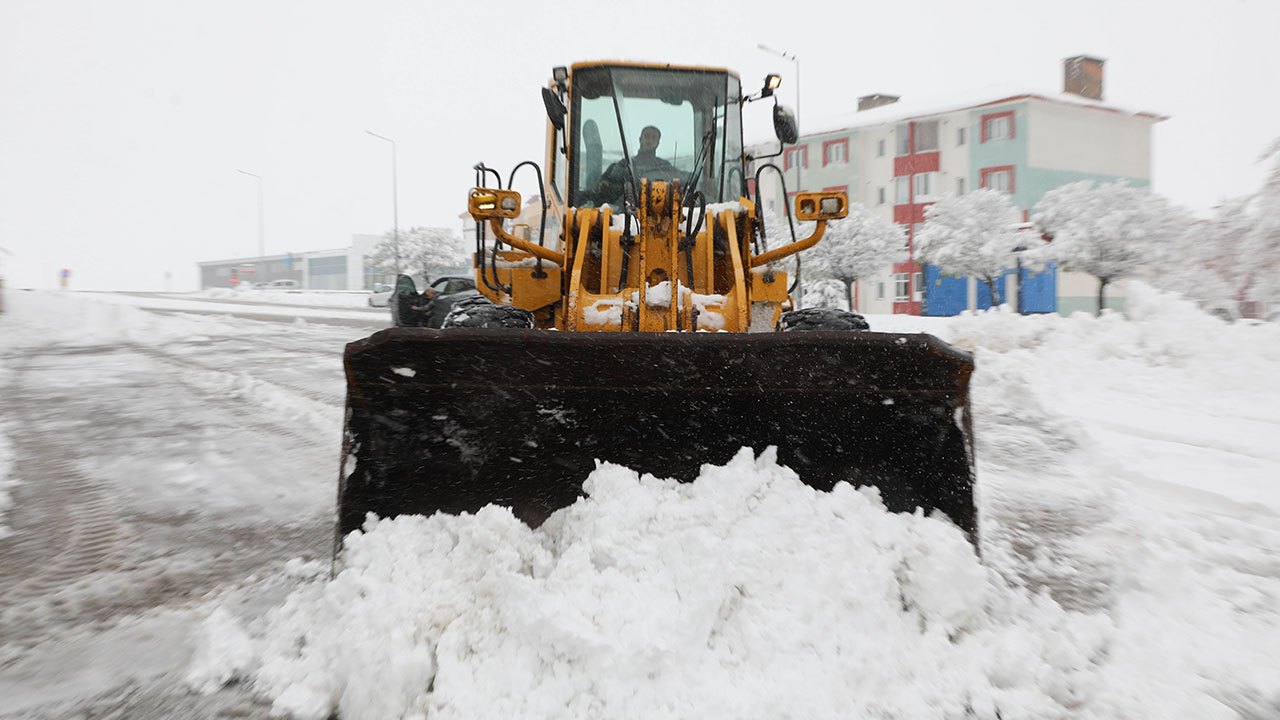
xmin=594 ymin=125 xmax=676 ymax=205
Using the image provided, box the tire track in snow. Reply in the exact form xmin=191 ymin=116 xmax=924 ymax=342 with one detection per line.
xmin=0 ymin=353 xmax=141 ymax=654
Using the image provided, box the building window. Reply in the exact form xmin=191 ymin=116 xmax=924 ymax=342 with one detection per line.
xmin=894 ymin=273 xmax=910 ymax=302
xmin=981 ymin=166 xmax=1015 ymax=194
xmin=982 ymin=111 xmax=1015 ymax=142
xmin=914 ymin=120 xmax=939 ymax=152
xmin=895 ymin=176 xmax=910 ymax=204
xmin=957 ymin=177 xmax=965 ymax=195
xmin=895 ymin=124 xmax=910 ymax=156
xmin=877 ymin=281 xmax=885 ymax=300
xmin=822 ymin=139 xmax=848 ymax=166
xmin=913 ymin=172 xmax=938 ymax=201
xmin=912 ymin=272 xmax=923 ymax=302
xmin=783 ymin=145 xmax=808 ymax=170
xmin=877 ymin=139 xmax=885 ymax=157
xmin=878 ymin=187 xmax=886 ymax=205
xmin=957 ymin=127 xmax=966 ymax=146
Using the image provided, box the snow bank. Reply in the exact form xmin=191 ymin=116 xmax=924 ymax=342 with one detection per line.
xmin=183 ymin=285 xmax=1280 ymax=720
xmin=195 ymin=287 xmax=373 ymax=308
xmin=195 ymin=448 xmax=1129 ymax=720
xmin=0 ymin=290 xmax=235 ymax=348
xmin=945 ymin=283 xmax=1280 ymax=373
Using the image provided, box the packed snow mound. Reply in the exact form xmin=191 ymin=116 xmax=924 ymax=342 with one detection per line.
xmin=194 ymin=448 xmax=1129 ymax=720
xmin=944 ymin=283 xmax=1280 ymax=372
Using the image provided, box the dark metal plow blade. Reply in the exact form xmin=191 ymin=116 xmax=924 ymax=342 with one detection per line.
xmin=337 ymin=329 xmax=975 ymax=542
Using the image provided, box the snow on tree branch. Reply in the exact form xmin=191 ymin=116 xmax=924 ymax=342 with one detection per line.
xmin=369 ymin=227 xmax=470 ymax=279
xmin=914 ymin=189 xmax=1024 ymax=306
xmin=804 ymin=203 xmax=906 ymax=311
xmin=1031 ymin=181 xmax=1187 ymax=315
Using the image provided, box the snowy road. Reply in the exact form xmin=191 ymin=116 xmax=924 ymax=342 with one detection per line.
xmin=0 ymin=292 xmax=380 ymax=717
xmin=1 ymin=288 xmax=1279 ymax=719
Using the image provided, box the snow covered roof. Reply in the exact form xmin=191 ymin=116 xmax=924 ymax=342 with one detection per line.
xmin=768 ymin=83 xmax=1167 ymax=145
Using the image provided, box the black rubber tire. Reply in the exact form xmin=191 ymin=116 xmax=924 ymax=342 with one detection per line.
xmin=776 ymin=307 xmax=871 ymax=332
xmin=441 ymin=296 xmax=535 ymax=329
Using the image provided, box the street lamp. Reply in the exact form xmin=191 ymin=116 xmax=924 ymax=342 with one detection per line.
xmin=757 ymin=44 xmax=801 ymax=193
xmin=235 ymin=169 xmax=265 ymax=258
xmin=366 ymin=130 xmax=401 ymax=274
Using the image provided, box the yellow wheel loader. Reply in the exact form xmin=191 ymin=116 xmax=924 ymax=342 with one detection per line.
xmin=337 ymin=62 xmax=976 ymax=546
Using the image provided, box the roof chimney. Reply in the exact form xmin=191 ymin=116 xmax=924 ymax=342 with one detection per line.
xmin=1064 ymin=55 xmax=1105 ymax=100
xmin=857 ymin=94 xmax=900 ymax=112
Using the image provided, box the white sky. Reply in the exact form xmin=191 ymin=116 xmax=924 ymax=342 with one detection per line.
xmin=2 ymin=0 xmax=1277 ymax=291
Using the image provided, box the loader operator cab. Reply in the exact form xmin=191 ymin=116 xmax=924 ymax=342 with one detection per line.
xmin=569 ymin=65 xmax=744 ymax=210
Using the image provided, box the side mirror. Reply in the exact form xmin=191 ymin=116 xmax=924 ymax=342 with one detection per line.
xmin=469 ymin=188 xmax=522 ymax=220
xmin=773 ymin=104 xmax=798 ymax=145
xmin=541 ymin=87 xmax=566 ymax=132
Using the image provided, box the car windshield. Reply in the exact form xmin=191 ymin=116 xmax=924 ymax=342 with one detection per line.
xmin=569 ymin=66 xmax=743 ymax=209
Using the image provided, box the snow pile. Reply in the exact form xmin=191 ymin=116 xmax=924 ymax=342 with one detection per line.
xmin=0 ymin=290 xmax=170 ymax=348
xmin=197 ymin=449 xmax=1131 ymax=720
xmin=196 ymin=287 xmax=374 ymax=308
xmin=945 ymin=283 xmax=1280 ymax=365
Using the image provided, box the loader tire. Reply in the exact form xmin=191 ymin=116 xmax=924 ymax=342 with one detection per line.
xmin=441 ymin=296 xmax=535 ymax=329
xmin=776 ymin=307 xmax=870 ymax=332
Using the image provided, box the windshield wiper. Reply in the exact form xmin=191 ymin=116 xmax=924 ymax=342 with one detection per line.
xmin=681 ymin=128 xmax=715 ymax=206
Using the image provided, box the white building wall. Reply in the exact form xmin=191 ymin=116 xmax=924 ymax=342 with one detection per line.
xmin=1027 ymin=103 xmax=1157 ymax=179
xmin=936 ymin=110 xmax=972 ymax=198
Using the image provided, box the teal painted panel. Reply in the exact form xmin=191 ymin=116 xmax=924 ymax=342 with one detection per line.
xmin=1021 ymin=168 xmax=1149 ymax=214
xmin=968 ymin=101 xmax=1027 ymax=202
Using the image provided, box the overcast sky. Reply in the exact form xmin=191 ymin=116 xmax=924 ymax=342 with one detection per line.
xmin=2 ymin=0 xmax=1277 ymax=291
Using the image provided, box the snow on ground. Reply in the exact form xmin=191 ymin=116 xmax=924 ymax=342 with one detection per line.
xmin=3 ymin=285 xmax=1279 ymax=719
xmin=0 ymin=421 xmax=14 ymax=539
xmin=180 ymin=283 xmax=1280 ymax=720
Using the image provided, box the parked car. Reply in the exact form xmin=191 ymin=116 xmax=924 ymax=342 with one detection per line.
xmin=368 ymin=283 xmax=395 ymax=307
xmin=388 ymin=274 xmax=479 ymax=328
xmin=267 ymin=279 xmax=299 ymax=289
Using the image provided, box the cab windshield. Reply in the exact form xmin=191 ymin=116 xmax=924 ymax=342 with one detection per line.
xmin=569 ymin=66 xmax=743 ymax=209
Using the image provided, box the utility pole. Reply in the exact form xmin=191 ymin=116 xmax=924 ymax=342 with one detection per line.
xmin=366 ymin=131 xmax=401 ymax=274
xmin=235 ymin=169 xmax=265 ymax=258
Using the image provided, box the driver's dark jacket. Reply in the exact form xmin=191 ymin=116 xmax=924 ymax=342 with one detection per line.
xmin=595 ymin=151 xmax=676 ymax=204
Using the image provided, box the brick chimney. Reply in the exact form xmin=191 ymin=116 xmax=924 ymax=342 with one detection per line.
xmin=857 ymin=94 xmax=900 ymax=112
xmin=1063 ymin=55 xmax=1105 ymax=100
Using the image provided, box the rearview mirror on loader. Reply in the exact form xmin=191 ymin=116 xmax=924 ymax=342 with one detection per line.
xmin=541 ymin=87 xmax=566 ymax=131
xmin=773 ymin=104 xmax=798 ymax=144
xmin=793 ymin=191 xmax=848 ymax=221
xmin=469 ymin=188 xmax=522 ymax=220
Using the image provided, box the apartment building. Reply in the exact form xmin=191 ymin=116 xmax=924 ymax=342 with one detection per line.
xmin=749 ymin=56 xmax=1165 ymax=315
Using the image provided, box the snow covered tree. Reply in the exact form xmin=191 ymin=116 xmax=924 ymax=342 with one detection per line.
xmin=1157 ymin=141 xmax=1280 ymax=318
xmin=1154 ymin=198 xmax=1248 ymax=314
xmin=368 ymin=226 xmax=470 ymax=279
xmin=914 ymin=189 xmax=1024 ymax=307
xmin=1032 ymin=181 xmax=1187 ymax=315
xmin=1241 ymin=140 xmax=1280 ymax=309
xmin=804 ymin=203 xmax=906 ymax=311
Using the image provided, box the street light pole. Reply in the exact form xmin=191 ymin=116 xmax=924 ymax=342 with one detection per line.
xmin=366 ymin=131 xmax=401 ymax=274
xmin=235 ymin=169 xmax=264 ymax=258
